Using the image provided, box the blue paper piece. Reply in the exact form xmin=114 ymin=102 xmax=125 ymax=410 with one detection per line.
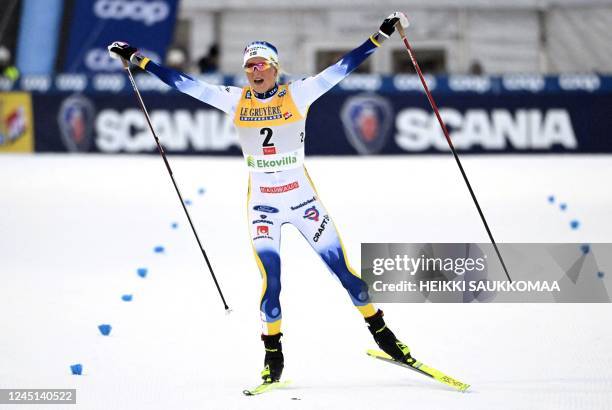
xmin=570 ymin=220 xmax=580 ymax=230
xmin=547 ymin=195 xmax=555 ymax=203
xmin=580 ymin=244 xmax=590 ymax=254
xmin=154 ymin=246 xmax=165 ymax=253
xmin=198 ymin=187 xmax=206 ymax=195
xmin=560 ymin=203 xmax=567 ymax=211
xmin=121 ymin=294 xmax=133 ymax=302
xmin=137 ymin=267 xmax=148 ymax=277
xmin=98 ymin=324 xmax=112 ymax=336
xmin=171 ymin=222 xmax=178 ymax=229
xmin=70 ymin=364 xmax=83 ymax=375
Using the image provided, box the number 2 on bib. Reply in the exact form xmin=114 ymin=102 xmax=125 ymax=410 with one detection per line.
xmin=261 ymin=128 xmax=276 ymax=155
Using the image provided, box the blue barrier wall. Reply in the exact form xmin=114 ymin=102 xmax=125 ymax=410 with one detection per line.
xmin=2 ymin=73 xmax=611 ymax=155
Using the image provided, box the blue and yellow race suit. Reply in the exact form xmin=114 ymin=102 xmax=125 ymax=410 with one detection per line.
xmin=141 ymin=36 xmax=383 ymax=335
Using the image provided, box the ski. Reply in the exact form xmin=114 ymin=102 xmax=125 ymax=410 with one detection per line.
xmin=242 ymin=380 xmax=292 ymax=396
xmin=367 ymin=349 xmax=470 ymax=392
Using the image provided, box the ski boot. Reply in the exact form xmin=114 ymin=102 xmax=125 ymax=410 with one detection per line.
xmin=261 ymin=333 xmax=284 ymax=383
xmin=365 ymin=310 xmax=415 ymax=365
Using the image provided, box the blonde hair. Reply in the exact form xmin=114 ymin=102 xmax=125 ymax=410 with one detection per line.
xmin=272 ymin=62 xmax=290 ymax=84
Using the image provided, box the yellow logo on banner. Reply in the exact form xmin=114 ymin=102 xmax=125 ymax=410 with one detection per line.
xmin=0 ymin=92 xmax=34 ymax=153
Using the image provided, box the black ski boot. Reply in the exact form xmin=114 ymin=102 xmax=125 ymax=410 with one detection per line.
xmin=261 ymin=333 xmax=284 ymax=383
xmin=365 ymin=310 xmax=414 ymax=364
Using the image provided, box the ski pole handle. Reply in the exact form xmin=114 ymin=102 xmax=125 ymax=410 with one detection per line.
xmin=395 ymin=19 xmax=407 ymax=39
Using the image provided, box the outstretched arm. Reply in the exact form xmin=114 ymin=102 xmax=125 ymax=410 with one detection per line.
xmin=108 ymin=42 xmax=241 ymax=115
xmin=290 ymin=12 xmax=409 ymax=108
xmin=142 ymin=59 xmax=241 ymax=114
xmin=290 ymin=37 xmax=379 ymax=108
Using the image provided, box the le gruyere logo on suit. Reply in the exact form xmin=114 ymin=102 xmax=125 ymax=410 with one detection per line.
xmin=239 ymin=106 xmax=283 ymax=122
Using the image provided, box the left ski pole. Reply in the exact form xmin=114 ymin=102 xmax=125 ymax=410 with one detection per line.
xmin=120 ymin=59 xmax=231 ymax=312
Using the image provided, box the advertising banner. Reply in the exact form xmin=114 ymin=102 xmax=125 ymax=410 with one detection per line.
xmin=312 ymin=91 xmax=612 ymax=155
xmin=31 ymin=88 xmax=612 ymax=155
xmin=62 ymin=0 xmax=179 ymax=73
xmin=0 ymin=92 xmax=34 ymax=153
xmin=33 ymin=93 xmax=241 ymax=154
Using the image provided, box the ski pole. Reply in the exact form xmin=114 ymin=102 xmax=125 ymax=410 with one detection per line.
xmin=121 ymin=59 xmax=231 ymax=310
xmin=394 ymin=21 xmax=512 ymax=282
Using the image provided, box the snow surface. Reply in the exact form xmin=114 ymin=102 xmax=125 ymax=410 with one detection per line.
xmin=1 ymin=153 xmax=611 ymax=410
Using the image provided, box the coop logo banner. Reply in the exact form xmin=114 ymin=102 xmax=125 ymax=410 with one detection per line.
xmin=94 ymin=0 xmax=170 ymax=25
xmin=341 ymin=94 xmax=393 ymax=155
xmin=0 ymin=93 xmax=34 ymax=153
xmin=361 ymin=243 xmax=611 ymax=303
xmin=63 ymin=0 xmax=178 ymax=72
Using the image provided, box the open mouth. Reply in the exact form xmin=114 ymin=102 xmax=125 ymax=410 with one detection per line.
xmin=254 ymin=78 xmax=264 ymax=85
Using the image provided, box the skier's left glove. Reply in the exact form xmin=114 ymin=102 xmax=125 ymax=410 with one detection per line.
xmin=108 ymin=41 xmax=137 ymax=61
xmin=107 ymin=41 xmax=148 ymax=68
xmin=378 ymin=12 xmax=409 ymax=39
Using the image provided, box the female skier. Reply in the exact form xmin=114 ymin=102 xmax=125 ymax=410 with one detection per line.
xmin=109 ymin=12 xmax=412 ymax=385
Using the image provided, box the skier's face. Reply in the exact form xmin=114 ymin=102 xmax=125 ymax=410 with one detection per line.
xmin=244 ymin=57 xmax=277 ymax=93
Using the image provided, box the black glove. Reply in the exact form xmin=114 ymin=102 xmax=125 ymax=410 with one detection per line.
xmin=378 ymin=12 xmax=409 ymax=38
xmin=107 ymin=41 xmax=138 ymax=61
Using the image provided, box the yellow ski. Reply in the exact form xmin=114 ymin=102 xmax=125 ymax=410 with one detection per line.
xmin=367 ymin=349 xmax=470 ymax=392
xmin=242 ymin=380 xmax=292 ymax=396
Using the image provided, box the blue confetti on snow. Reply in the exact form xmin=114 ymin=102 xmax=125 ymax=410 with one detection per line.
xmin=70 ymin=364 xmax=82 ymax=375
xmin=198 ymin=187 xmax=206 ymax=195
xmin=184 ymin=199 xmax=192 ymax=206
xmin=121 ymin=294 xmax=133 ymax=302
xmin=171 ymin=222 xmax=178 ymax=229
xmin=154 ymin=246 xmax=165 ymax=253
xmin=580 ymin=244 xmax=590 ymax=254
xmin=597 ymin=271 xmax=605 ymax=279
xmin=137 ymin=267 xmax=148 ymax=277
xmin=98 ymin=324 xmax=112 ymax=336
xmin=560 ymin=203 xmax=567 ymax=211
xmin=570 ymin=220 xmax=580 ymax=230
xmin=548 ymin=195 xmax=555 ymax=203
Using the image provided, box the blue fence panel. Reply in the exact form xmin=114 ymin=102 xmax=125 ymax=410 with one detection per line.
xmin=7 ymin=73 xmax=610 ymax=155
